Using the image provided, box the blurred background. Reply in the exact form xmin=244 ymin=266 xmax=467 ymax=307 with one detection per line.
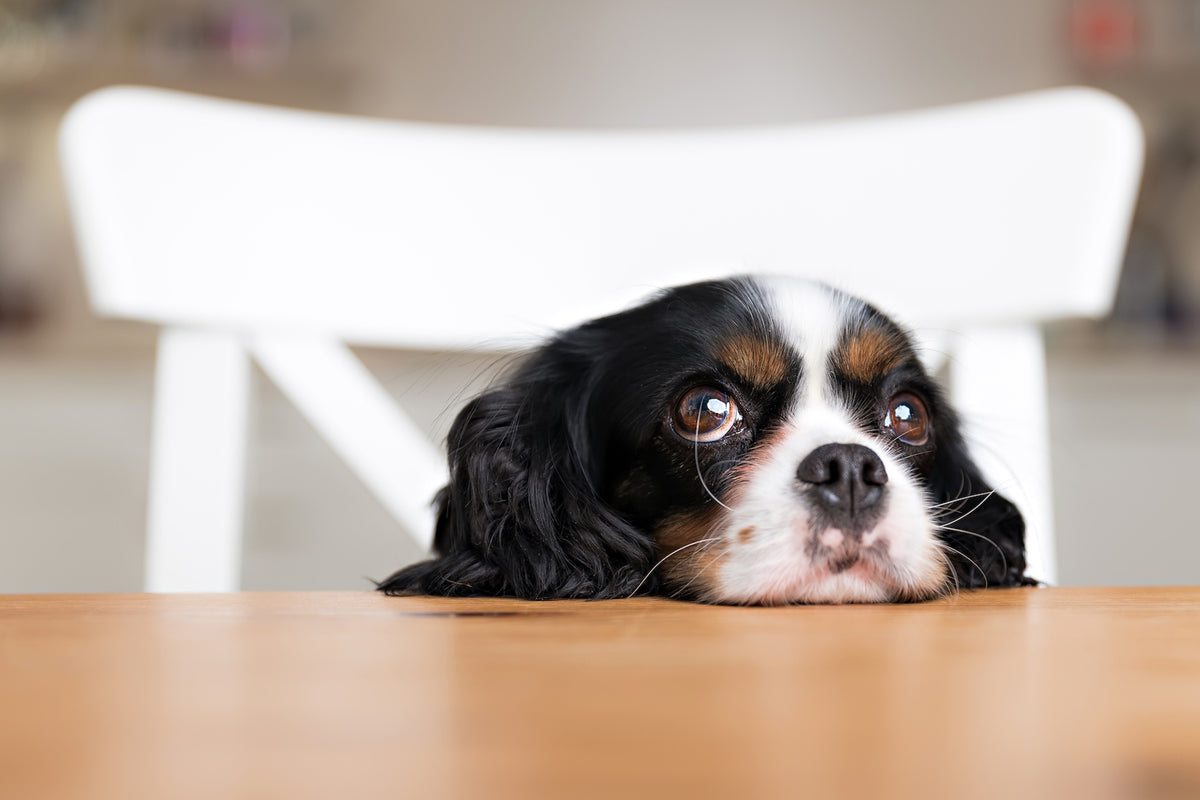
xmin=0 ymin=0 xmax=1195 ymax=591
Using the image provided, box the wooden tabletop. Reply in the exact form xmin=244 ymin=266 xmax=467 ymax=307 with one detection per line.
xmin=2 ymin=588 xmax=1199 ymax=800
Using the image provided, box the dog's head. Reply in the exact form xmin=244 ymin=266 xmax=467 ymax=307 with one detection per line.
xmin=379 ymin=276 xmax=1027 ymax=604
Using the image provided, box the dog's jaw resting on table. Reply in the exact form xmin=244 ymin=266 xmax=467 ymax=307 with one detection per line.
xmin=379 ymin=276 xmax=1029 ymax=604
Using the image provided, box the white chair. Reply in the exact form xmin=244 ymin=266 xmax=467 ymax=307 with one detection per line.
xmin=59 ymin=85 xmax=1142 ymax=591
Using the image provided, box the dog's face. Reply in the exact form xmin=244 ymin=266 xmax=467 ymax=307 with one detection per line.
xmin=379 ymin=276 xmax=1027 ymax=604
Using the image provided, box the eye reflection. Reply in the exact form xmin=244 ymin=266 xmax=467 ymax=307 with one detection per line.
xmin=884 ymin=392 xmax=930 ymax=446
xmin=674 ymin=387 xmax=741 ymax=443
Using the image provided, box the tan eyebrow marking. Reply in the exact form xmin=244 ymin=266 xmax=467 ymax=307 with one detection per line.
xmin=835 ymin=328 xmax=909 ymax=384
xmin=715 ymin=335 xmax=793 ymax=388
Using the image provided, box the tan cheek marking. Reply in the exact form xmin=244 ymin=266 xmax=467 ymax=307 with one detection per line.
xmin=837 ymin=328 xmax=907 ymax=384
xmin=715 ymin=336 xmax=792 ymax=389
xmin=652 ymin=433 xmax=783 ymax=599
xmin=654 ymin=509 xmax=727 ymax=598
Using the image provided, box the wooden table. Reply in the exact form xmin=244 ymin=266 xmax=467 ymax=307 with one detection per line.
xmin=2 ymin=588 xmax=1199 ymax=799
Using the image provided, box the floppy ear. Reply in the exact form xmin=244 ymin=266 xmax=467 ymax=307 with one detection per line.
xmin=926 ymin=417 xmax=1032 ymax=589
xmin=376 ymin=353 xmax=656 ymax=599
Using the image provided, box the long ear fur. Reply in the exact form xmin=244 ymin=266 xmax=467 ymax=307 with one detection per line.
xmin=376 ymin=347 xmax=656 ymax=599
xmin=926 ymin=409 xmax=1032 ymax=589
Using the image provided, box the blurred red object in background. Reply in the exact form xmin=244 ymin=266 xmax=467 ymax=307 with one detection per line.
xmin=1069 ymin=0 xmax=1140 ymax=68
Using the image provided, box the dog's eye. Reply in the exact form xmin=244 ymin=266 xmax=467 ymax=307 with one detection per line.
xmin=674 ymin=387 xmax=741 ymax=443
xmin=884 ymin=392 xmax=930 ymax=446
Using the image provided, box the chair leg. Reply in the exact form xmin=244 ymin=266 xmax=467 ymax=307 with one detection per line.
xmin=145 ymin=329 xmax=250 ymax=592
xmin=250 ymin=336 xmax=446 ymax=553
xmin=950 ymin=324 xmax=1056 ymax=585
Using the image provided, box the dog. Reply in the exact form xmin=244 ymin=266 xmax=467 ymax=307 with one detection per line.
xmin=378 ymin=276 xmax=1030 ymax=604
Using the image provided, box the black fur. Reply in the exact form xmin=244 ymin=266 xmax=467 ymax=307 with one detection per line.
xmin=377 ymin=279 xmax=774 ymax=598
xmin=378 ymin=374 xmax=656 ymax=600
xmin=928 ymin=439 xmax=1032 ymax=589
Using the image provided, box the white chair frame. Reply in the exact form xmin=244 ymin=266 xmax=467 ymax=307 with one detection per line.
xmin=59 ymin=85 xmax=1142 ymax=591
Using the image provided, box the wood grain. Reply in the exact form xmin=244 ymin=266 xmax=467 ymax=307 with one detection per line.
xmin=2 ymin=588 xmax=1199 ymax=799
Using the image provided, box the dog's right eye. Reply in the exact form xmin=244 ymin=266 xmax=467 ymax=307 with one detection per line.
xmin=884 ymin=392 xmax=930 ymax=446
xmin=673 ymin=387 xmax=742 ymax=443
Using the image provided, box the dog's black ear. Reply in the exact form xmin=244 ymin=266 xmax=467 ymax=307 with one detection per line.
xmin=927 ymin=414 xmax=1032 ymax=589
xmin=376 ymin=349 xmax=656 ymax=599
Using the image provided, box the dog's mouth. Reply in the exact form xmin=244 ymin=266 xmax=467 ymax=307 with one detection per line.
xmin=827 ymin=549 xmax=861 ymax=574
xmin=806 ymin=525 xmax=891 ymax=575
xmin=664 ymin=515 xmax=949 ymax=606
xmin=813 ymin=545 xmax=901 ymax=588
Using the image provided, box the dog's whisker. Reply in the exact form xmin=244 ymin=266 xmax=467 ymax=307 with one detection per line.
xmin=694 ymin=418 xmax=734 ymax=512
xmin=630 ymin=536 xmax=724 ymax=598
xmin=670 ymin=532 xmax=727 ymax=599
xmin=934 ymin=490 xmax=998 ymax=530
xmin=932 ymin=543 xmax=961 ymax=595
xmin=934 ymin=524 xmax=1009 ymax=574
xmin=929 ymin=489 xmax=997 ymax=510
xmin=701 ymin=457 xmax=744 ymax=482
xmin=938 ymin=542 xmax=988 ymax=589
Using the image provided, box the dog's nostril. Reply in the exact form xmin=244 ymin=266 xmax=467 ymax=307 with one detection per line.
xmin=861 ymin=456 xmax=887 ymax=487
xmin=796 ymin=444 xmax=888 ymax=519
xmin=796 ymin=447 xmax=832 ymax=485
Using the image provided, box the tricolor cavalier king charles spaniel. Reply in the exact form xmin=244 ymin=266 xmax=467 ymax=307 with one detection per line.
xmin=379 ymin=276 xmax=1030 ymax=604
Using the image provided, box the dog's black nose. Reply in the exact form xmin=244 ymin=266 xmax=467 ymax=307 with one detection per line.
xmin=796 ymin=443 xmax=888 ymax=529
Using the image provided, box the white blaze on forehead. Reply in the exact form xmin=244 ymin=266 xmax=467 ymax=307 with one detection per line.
xmin=757 ymin=277 xmax=848 ymax=406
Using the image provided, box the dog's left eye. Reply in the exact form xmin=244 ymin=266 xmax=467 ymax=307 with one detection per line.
xmin=884 ymin=392 xmax=930 ymax=446
xmin=674 ymin=387 xmax=742 ymax=443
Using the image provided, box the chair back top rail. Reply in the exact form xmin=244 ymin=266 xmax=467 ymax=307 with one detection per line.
xmin=60 ymin=85 xmax=1142 ymax=349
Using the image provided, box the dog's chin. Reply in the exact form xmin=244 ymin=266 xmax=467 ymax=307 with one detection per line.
xmin=717 ymin=569 xmax=898 ymax=606
xmin=677 ymin=560 xmax=950 ymax=606
xmin=748 ymin=563 xmax=946 ymax=606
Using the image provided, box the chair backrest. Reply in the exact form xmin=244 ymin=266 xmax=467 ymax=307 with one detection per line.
xmin=59 ymin=85 xmax=1143 ymax=591
xmin=63 ymin=85 xmax=1141 ymax=344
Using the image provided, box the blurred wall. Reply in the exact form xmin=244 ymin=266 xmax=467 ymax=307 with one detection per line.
xmin=347 ymin=0 xmax=1069 ymax=127
xmin=0 ymin=0 xmax=1081 ymax=342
